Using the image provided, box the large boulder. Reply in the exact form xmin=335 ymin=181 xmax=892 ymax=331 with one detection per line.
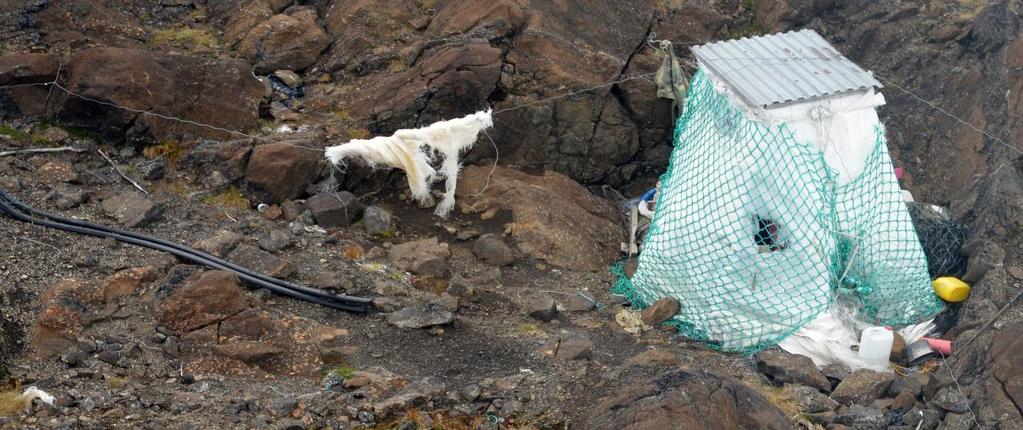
xmin=32 ymin=279 xmax=100 ymax=357
xmin=364 ymin=40 xmax=503 ymax=133
xmin=182 ymin=308 xmax=349 ymax=378
xmin=388 ymin=237 xmax=451 ymax=277
xmin=963 ymin=156 xmax=1023 ymax=253
xmin=55 ymin=48 xmax=264 ymax=143
xmin=587 ymin=369 xmax=791 ymax=429
xmin=985 ymin=322 xmax=1023 ymax=424
xmin=21 ymin=0 xmax=147 ymax=49
xmin=244 ymin=141 xmax=324 ymax=203
xmin=153 ymin=269 xmax=250 ymax=333
xmin=457 ymin=165 xmax=623 ymax=271
xmin=316 ymin=0 xmax=423 ymax=75
xmin=755 ymin=350 xmax=832 ymax=393
xmin=427 ymin=0 xmax=524 ymax=40
xmin=0 ymin=53 xmax=61 ymax=117
xmin=236 ymin=7 xmax=333 ymax=74
xmin=101 ymin=192 xmax=162 ymax=228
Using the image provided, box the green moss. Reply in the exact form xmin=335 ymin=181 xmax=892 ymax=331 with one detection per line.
xmin=728 ymin=22 xmax=767 ymax=39
xmin=29 ymin=134 xmax=48 ymax=147
xmin=520 ymin=323 xmax=546 ymax=337
xmin=347 ymin=128 xmax=371 ymax=140
xmin=334 ymin=108 xmax=353 ymax=123
xmin=257 ymin=119 xmax=281 ymax=134
xmin=143 ymin=140 xmax=185 ymax=169
xmin=0 ymin=125 xmax=29 ymax=142
xmin=324 ymin=365 xmax=355 ymax=380
xmin=204 ymin=186 xmax=250 ymax=210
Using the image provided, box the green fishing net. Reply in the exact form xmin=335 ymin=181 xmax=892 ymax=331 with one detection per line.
xmin=613 ymin=69 xmax=943 ymax=353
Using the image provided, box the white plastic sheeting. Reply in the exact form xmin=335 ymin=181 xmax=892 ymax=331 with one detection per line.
xmin=324 ymin=110 xmax=492 ymax=217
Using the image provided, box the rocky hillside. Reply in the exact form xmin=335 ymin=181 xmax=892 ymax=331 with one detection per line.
xmin=0 ymin=0 xmax=1021 ymax=429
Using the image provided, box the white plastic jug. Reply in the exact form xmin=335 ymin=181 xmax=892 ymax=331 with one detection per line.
xmin=858 ymin=326 xmax=894 ymax=368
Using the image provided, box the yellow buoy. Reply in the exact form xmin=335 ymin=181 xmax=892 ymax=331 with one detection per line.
xmin=932 ymin=277 xmax=970 ymax=303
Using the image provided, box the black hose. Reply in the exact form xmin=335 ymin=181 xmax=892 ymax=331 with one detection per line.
xmin=0 ymin=189 xmax=363 ymax=306
xmin=0 ymin=190 xmax=371 ymax=313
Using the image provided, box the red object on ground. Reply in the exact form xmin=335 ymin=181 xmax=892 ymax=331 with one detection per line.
xmin=894 ymin=167 xmax=904 ymax=180
xmin=924 ymin=337 xmax=952 ymax=356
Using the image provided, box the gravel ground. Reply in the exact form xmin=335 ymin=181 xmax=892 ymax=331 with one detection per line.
xmin=0 ymin=148 xmax=750 ymax=428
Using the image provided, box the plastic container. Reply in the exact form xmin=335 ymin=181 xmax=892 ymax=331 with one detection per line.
xmin=859 ymin=326 xmax=894 ymax=368
xmin=932 ymin=277 xmax=970 ymax=303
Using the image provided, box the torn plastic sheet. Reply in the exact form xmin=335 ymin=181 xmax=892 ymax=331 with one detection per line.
xmin=325 ymin=110 xmax=492 ymax=217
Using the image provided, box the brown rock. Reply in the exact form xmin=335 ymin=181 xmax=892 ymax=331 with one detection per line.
xmin=388 ymin=237 xmax=450 ymax=277
xmin=457 ymin=166 xmax=623 ymax=271
xmin=281 ymin=200 xmax=303 ymax=221
xmin=58 ymin=48 xmax=263 ymax=141
xmin=236 ymin=8 xmax=332 ymax=73
xmin=305 ymin=192 xmax=365 ymax=228
xmin=47 ymin=184 xmax=87 ymax=210
xmin=0 ymin=53 xmax=61 ymax=116
xmin=184 ymin=308 xmax=343 ymax=377
xmin=34 ymin=297 xmax=86 ymax=357
xmin=755 ymin=350 xmax=832 ymax=393
xmin=373 ymin=377 xmax=446 ymax=416
xmin=212 ymin=341 xmax=284 ymax=365
xmin=560 ymin=293 xmax=596 ymax=312
xmin=344 ymin=376 xmax=372 ymax=389
xmin=244 ymin=142 xmax=323 ymax=203
xmin=640 ymin=298 xmax=680 ymax=325
xmin=783 ymin=384 xmax=838 ymax=413
xmin=428 ymin=0 xmax=524 ymax=39
xmin=228 ymin=244 xmax=293 ymax=278
xmin=100 ymin=192 xmax=161 ymax=227
xmin=223 ymin=0 xmax=273 ymax=45
xmin=989 ymin=321 xmax=1023 ymax=416
xmin=192 ymin=230 xmax=243 ymax=257
xmin=386 ymin=301 xmax=454 ymax=329
xmin=0 ymin=53 xmax=60 ymax=86
xmin=37 ymin=161 xmax=79 ymax=184
xmin=364 ymin=40 xmax=502 ymax=133
xmin=587 ymin=369 xmax=790 ymax=429
xmin=472 ymin=234 xmax=515 ymax=266
xmin=891 ymin=332 xmax=906 ymax=363
xmin=40 ymin=127 xmax=70 ymax=144
xmin=830 ymin=369 xmax=894 ymax=405
xmin=102 ymin=267 xmax=160 ymax=302
xmin=154 ymin=270 xmax=249 ymax=333
xmin=554 ymin=334 xmax=593 ymax=360
xmin=527 ymin=296 xmax=558 ymax=322
xmin=891 ymin=390 xmax=917 ymax=410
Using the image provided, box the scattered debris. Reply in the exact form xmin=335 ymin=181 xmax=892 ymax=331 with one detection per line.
xmin=614 ymin=309 xmax=651 ymax=334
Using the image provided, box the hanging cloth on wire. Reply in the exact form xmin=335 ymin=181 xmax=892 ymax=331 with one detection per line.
xmin=654 ymin=40 xmax=688 ymax=118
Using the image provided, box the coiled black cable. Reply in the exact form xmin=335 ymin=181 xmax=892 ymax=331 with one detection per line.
xmin=0 ymin=189 xmax=370 ymax=313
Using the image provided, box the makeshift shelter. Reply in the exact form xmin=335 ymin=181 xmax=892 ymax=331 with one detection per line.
xmin=614 ymin=30 xmax=943 ymax=364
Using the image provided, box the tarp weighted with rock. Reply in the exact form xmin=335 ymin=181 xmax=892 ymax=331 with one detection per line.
xmin=612 ymin=69 xmax=944 ymax=353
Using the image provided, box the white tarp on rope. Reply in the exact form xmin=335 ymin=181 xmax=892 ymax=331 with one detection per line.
xmin=324 ymin=110 xmax=493 ymax=217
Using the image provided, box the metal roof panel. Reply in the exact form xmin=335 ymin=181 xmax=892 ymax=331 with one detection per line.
xmin=691 ymin=29 xmax=882 ymax=109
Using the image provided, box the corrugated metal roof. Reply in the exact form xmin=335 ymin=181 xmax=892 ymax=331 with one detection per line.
xmin=690 ymin=29 xmax=882 ymax=109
